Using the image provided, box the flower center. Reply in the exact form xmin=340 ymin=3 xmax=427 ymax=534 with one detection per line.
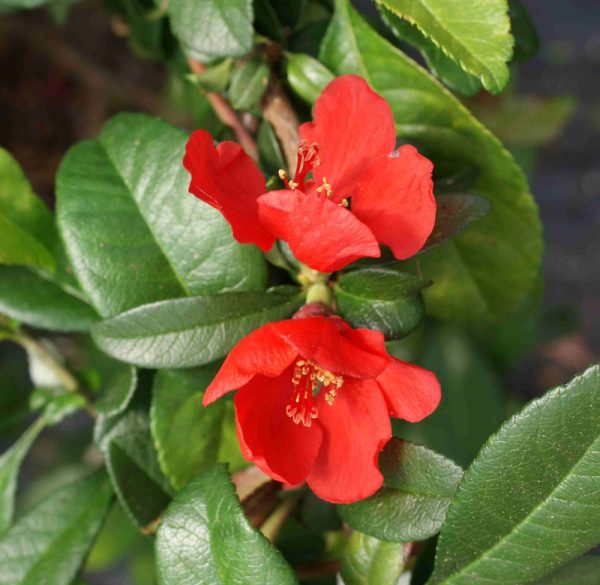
xmin=286 ymin=359 xmax=344 ymax=427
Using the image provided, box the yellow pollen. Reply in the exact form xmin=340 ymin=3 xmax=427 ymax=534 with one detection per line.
xmin=286 ymin=360 xmax=343 ymax=426
xmin=316 ymin=176 xmax=333 ymax=198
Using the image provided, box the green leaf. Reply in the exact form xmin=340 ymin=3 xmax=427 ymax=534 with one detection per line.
xmin=0 ymin=418 xmax=45 ymax=535
xmin=286 ymin=52 xmax=334 ymax=104
xmin=339 ymin=440 xmax=462 ymax=543
xmin=168 ymin=0 xmax=254 ymax=62
xmin=102 ymin=411 xmax=172 ymax=529
xmin=188 ymin=58 xmax=233 ymax=93
xmin=151 ymin=366 xmax=225 ymax=490
xmin=376 ymin=0 xmax=513 ymax=94
xmin=30 ymin=388 xmax=86 ymax=425
xmin=0 ymin=148 xmax=56 ymax=271
xmin=421 ymin=194 xmax=491 ymax=253
xmin=396 ymin=325 xmax=507 ymax=467
xmin=533 ymin=556 xmax=600 ymax=585
xmin=229 ymin=59 xmax=270 ymax=111
xmin=509 ymin=0 xmax=539 ymax=62
xmin=0 ymin=266 xmax=97 ymax=332
xmin=321 ymin=0 xmax=542 ymax=324
xmin=340 ymin=530 xmax=405 ymax=585
xmin=258 ymin=121 xmax=286 ymax=176
xmin=0 ymin=471 xmax=113 ymax=585
xmin=428 ymin=364 xmax=600 ymax=585
xmin=155 ymin=465 xmax=298 ymax=584
xmin=335 ymin=268 xmax=428 ymax=340
xmin=95 ymin=364 xmax=137 ymax=417
xmin=0 ymin=0 xmax=49 ymax=11
xmin=91 ymin=286 xmax=303 ymax=369
xmin=379 ymin=7 xmax=482 ymax=96
xmin=56 ymin=113 xmax=266 ymax=318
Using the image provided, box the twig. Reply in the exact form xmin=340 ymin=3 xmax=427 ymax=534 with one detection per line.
xmin=187 ymin=58 xmax=259 ymax=161
xmin=261 ymin=76 xmax=300 ymax=173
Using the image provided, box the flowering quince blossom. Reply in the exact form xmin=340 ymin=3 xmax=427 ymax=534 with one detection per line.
xmin=203 ymin=314 xmax=441 ymax=503
xmin=183 ymin=75 xmax=436 ymax=273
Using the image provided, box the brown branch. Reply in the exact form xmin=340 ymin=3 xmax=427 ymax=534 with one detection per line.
xmin=187 ymin=58 xmax=259 ymax=161
xmin=261 ymin=76 xmax=300 ymax=173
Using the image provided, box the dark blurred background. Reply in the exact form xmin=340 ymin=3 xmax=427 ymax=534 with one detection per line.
xmin=1 ymin=1 xmax=599 ymax=583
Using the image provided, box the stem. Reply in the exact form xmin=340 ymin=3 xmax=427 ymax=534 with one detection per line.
xmin=260 ymin=496 xmax=298 ymax=542
xmin=13 ymin=332 xmax=98 ymax=418
xmin=261 ymin=76 xmax=300 ymax=173
xmin=187 ymin=58 xmax=259 ymax=161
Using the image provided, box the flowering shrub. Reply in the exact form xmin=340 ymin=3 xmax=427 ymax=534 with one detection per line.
xmin=0 ymin=1 xmax=598 ymax=584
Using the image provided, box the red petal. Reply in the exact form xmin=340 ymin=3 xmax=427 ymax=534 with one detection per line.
xmin=203 ymin=323 xmax=297 ymax=405
xmin=273 ymin=317 xmax=388 ymax=379
xmin=234 ymin=372 xmax=323 ymax=485
xmin=300 ymin=75 xmax=396 ymax=202
xmin=183 ymin=130 xmax=275 ymax=251
xmin=376 ymin=358 xmax=441 ymax=422
xmin=352 ymin=145 xmax=436 ymax=260
xmin=258 ymin=190 xmax=380 ymax=273
xmin=306 ymin=379 xmax=390 ymax=503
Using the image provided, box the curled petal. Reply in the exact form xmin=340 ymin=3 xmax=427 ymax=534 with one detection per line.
xmin=258 ymin=190 xmax=380 ymax=273
xmin=234 ymin=373 xmax=323 ymax=485
xmin=183 ymin=130 xmax=275 ymax=251
xmin=376 ymin=358 xmax=441 ymax=422
xmin=300 ymin=75 xmax=396 ymax=202
xmin=352 ymin=145 xmax=436 ymax=260
xmin=307 ymin=379 xmax=390 ymax=503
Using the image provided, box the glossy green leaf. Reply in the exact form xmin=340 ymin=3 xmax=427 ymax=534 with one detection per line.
xmin=229 ymin=59 xmax=270 ymax=111
xmin=188 ymin=58 xmax=233 ymax=93
xmin=91 ymin=287 xmax=303 ymax=369
xmin=0 ymin=418 xmax=45 ymax=535
xmin=95 ymin=364 xmax=137 ymax=417
xmin=421 ymin=194 xmax=491 ymax=253
xmin=258 ymin=121 xmax=286 ymax=176
xmin=155 ymin=465 xmax=298 ymax=584
xmin=397 ymin=325 xmax=507 ymax=467
xmin=379 ymin=7 xmax=482 ymax=96
xmin=56 ymin=113 xmax=266 ymax=318
xmin=321 ymin=0 xmax=542 ymax=324
xmin=0 ymin=471 xmax=112 ymax=585
xmin=30 ymin=387 xmax=86 ymax=425
xmin=286 ymin=52 xmax=334 ymax=104
xmin=376 ymin=0 xmax=513 ymax=94
xmin=168 ymin=0 xmax=253 ymax=62
xmin=509 ymin=0 xmax=539 ymax=62
xmin=335 ymin=268 xmax=428 ymax=340
xmin=151 ymin=366 xmax=225 ymax=490
xmin=0 ymin=214 xmax=55 ymax=271
xmin=340 ymin=530 xmax=405 ymax=585
xmin=429 ymin=364 xmax=600 ymax=585
xmin=0 ymin=266 xmax=97 ymax=332
xmin=103 ymin=411 xmax=172 ymax=529
xmin=533 ymin=556 xmax=600 ymax=585
xmin=340 ymin=440 xmax=462 ymax=543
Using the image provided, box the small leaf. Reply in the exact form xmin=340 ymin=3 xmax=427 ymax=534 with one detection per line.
xmin=0 ymin=266 xmax=97 ymax=333
xmin=340 ymin=530 xmax=405 ymax=585
xmin=335 ymin=268 xmax=429 ymax=340
xmin=429 ymin=364 xmax=600 ymax=585
xmin=0 ymin=418 xmax=45 ymax=535
xmin=103 ymin=411 xmax=172 ymax=529
xmin=229 ymin=59 xmax=270 ymax=111
xmin=421 ymin=194 xmax=491 ymax=253
xmin=258 ymin=121 xmax=286 ymax=177
xmin=339 ymin=440 xmax=462 ymax=543
xmin=533 ymin=555 xmax=600 ymax=585
xmin=155 ymin=465 xmax=298 ymax=584
xmin=188 ymin=58 xmax=233 ymax=93
xmin=57 ymin=113 xmax=266 ymax=318
xmin=151 ymin=366 xmax=225 ymax=490
xmin=0 ymin=471 xmax=113 ymax=585
xmin=376 ymin=0 xmax=513 ymax=94
xmin=286 ymin=52 xmax=334 ymax=104
xmin=91 ymin=287 xmax=303 ymax=369
xmin=30 ymin=388 xmax=86 ymax=425
xmin=168 ymin=0 xmax=254 ymax=61
xmin=95 ymin=365 xmax=137 ymax=417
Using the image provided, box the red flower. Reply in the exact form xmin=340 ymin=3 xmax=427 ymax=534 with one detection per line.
xmin=203 ymin=316 xmax=441 ymax=503
xmin=184 ymin=75 xmax=436 ymax=273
